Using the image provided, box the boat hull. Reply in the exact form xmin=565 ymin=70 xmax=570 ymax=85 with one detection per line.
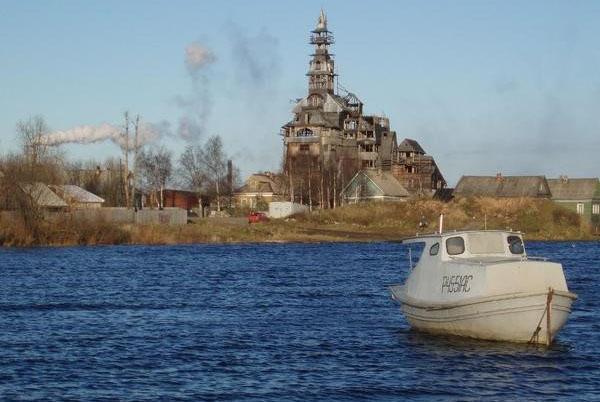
xmin=390 ymin=286 xmax=576 ymax=344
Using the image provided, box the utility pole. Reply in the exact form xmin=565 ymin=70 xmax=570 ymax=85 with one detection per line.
xmin=289 ymin=157 xmax=294 ymax=203
xmin=123 ymin=111 xmax=130 ymax=208
xmin=132 ymin=115 xmax=140 ymax=210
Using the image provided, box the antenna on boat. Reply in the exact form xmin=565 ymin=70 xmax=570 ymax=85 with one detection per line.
xmin=439 ymin=214 xmax=444 ymax=234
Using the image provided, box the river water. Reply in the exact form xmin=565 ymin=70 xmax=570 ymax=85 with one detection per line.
xmin=0 ymin=241 xmax=598 ymax=400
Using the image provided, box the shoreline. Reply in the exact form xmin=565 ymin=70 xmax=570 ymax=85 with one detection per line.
xmin=2 ymin=198 xmax=598 ymax=247
xmin=1 ymin=222 xmax=598 ymax=248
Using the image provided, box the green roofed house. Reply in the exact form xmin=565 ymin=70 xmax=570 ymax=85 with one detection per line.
xmin=341 ymin=170 xmax=410 ymax=203
xmin=547 ymin=176 xmax=600 ymax=231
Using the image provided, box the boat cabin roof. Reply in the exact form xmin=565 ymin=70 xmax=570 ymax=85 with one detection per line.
xmin=403 ymin=230 xmax=526 ymax=261
xmin=402 ymin=230 xmax=522 ymax=244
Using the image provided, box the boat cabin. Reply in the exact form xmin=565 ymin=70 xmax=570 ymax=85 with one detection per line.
xmin=404 ymin=230 xmax=526 ymax=263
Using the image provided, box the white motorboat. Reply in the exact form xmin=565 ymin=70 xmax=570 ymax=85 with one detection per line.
xmin=389 ymin=228 xmax=577 ymax=345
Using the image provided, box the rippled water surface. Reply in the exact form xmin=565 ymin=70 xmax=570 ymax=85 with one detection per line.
xmin=0 ymin=241 xmax=599 ymax=400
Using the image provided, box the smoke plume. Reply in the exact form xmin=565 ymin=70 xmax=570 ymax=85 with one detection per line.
xmin=176 ymin=41 xmax=216 ymax=142
xmin=229 ymin=26 xmax=280 ymax=97
xmin=185 ymin=42 xmax=216 ymax=75
xmin=44 ymin=122 xmax=162 ymax=150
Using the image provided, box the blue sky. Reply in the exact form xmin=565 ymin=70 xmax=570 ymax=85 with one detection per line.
xmin=1 ymin=0 xmax=599 ymax=185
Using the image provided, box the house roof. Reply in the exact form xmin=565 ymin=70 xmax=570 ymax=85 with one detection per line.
xmin=343 ymin=170 xmax=410 ymax=198
xmin=454 ymin=175 xmax=551 ymax=198
xmin=53 ymin=185 xmax=105 ymax=204
xmin=547 ymin=178 xmax=600 ymax=200
xmin=236 ymin=173 xmax=282 ymax=195
xmin=367 ymin=171 xmax=410 ymax=197
xmin=397 ymin=138 xmax=425 ymax=154
xmin=20 ymin=183 xmax=68 ymax=208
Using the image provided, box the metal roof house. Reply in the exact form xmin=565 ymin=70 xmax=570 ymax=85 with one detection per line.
xmin=50 ymin=185 xmax=105 ymax=209
xmin=547 ymin=176 xmax=600 ymax=229
xmin=454 ymin=174 xmax=551 ymax=198
xmin=342 ymin=170 xmax=410 ymax=203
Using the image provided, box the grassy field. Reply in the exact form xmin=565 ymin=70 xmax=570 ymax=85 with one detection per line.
xmin=0 ymin=197 xmax=597 ymax=247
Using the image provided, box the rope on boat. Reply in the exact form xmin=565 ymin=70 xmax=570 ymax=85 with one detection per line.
xmin=528 ymin=287 xmax=554 ymax=345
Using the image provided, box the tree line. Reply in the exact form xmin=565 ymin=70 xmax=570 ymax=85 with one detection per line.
xmin=0 ymin=115 xmax=239 ymax=214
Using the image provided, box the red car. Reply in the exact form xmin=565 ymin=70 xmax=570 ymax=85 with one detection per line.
xmin=248 ymin=211 xmax=269 ymax=224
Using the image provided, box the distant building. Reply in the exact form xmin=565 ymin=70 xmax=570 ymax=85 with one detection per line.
xmin=548 ymin=176 xmax=600 ymax=229
xmin=454 ymin=174 xmax=551 ymax=198
xmin=50 ymin=185 xmax=105 ymax=209
xmin=234 ymin=173 xmax=284 ymax=209
xmin=341 ymin=170 xmax=410 ymax=203
xmin=19 ymin=183 xmax=68 ymax=211
xmin=391 ymin=139 xmax=446 ymax=196
xmin=280 ymin=10 xmax=445 ymax=205
xmin=161 ymin=189 xmax=201 ymax=211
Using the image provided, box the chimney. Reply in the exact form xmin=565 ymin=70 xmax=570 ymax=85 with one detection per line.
xmin=227 ymin=160 xmax=233 ymax=193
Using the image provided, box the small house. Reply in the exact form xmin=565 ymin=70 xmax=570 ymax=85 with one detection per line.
xmin=51 ymin=185 xmax=105 ymax=209
xmin=454 ymin=174 xmax=551 ymax=199
xmin=161 ymin=189 xmax=201 ymax=211
xmin=342 ymin=170 xmax=409 ymax=203
xmin=547 ymin=176 xmax=600 ymax=229
xmin=234 ymin=172 xmax=283 ymax=209
xmin=19 ymin=183 xmax=68 ymax=211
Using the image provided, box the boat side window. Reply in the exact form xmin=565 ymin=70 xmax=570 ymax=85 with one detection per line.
xmin=429 ymin=242 xmax=440 ymax=256
xmin=446 ymin=236 xmax=465 ymax=255
xmin=508 ymin=236 xmax=524 ymax=254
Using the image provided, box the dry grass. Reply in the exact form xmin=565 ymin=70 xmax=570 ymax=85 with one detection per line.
xmin=0 ymin=215 xmax=131 ymax=247
xmin=295 ymin=197 xmax=591 ymax=240
xmin=0 ymin=197 xmax=593 ymax=247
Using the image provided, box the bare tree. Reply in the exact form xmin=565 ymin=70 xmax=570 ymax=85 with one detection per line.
xmin=200 ymin=135 xmax=227 ymax=211
xmin=17 ymin=115 xmax=50 ymax=165
xmin=137 ymin=147 xmax=172 ymax=209
xmin=179 ymin=144 xmax=207 ymax=213
xmin=177 ymin=135 xmax=231 ymax=213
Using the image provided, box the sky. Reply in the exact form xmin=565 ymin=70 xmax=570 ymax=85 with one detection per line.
xmin=1 ymin=0 xmax=599 ymax=186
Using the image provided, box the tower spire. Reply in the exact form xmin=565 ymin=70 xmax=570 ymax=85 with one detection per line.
xmin=316 ymin=9 xmax=327 ymax=31
xmin=307 ymin=9 xmax=336 ymax=95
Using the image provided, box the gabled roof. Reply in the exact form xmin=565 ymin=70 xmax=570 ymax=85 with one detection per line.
xmin=343 ymin=170 xmax=410 ymax=198
xmin=454 ymin=175 xmax=551 ymax=198
xmin=53 ymin=185 xmax=105 ymax=204
xmin=292 ymin=93 xmax=347 ymax=114
xmin=547 ymin=178 xmax=600 ymax=200
xmin=366 ymin=171 xmax=410 ymax=197
xmin=236 ymin=173 xmax=283 ymax=195
xmin=397 ymin=138 xmax=425 ymax=154
xmin=19 ymin=183 xmax=68 ymax=208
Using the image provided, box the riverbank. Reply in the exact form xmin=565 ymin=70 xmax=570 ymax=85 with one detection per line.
xmin=1 ymin=198 xmax=597 ymax=247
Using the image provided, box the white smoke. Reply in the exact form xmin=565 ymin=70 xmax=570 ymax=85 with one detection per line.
xmin=44 ymin=122 xmax=162 ymax=149
xmin=185 ymin=42 xmax=216 ymax=74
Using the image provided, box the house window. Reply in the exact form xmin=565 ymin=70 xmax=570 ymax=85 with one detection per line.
xmin=297 ymin=128 xmax=314 ymax=137
xmin=593 ymin=204 xmax=599 ymax=215
xmin=299 ymin=144 xmax=310 ymax=152
xmin=576 ymin=203 xmax=584 ymax=215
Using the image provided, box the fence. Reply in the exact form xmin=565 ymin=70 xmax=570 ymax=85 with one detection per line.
xmin=1 ymin=207 xmax=187 ymax=226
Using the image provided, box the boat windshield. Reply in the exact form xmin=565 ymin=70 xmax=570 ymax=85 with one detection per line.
xmin=467 ymin=232 xmax=505 ymax=255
